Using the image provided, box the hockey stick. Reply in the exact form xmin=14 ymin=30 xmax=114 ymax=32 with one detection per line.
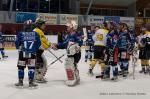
xmin=132 ymin=45 xmax=138 ymax=80
xmin=83 ymin=28 xmax=87 ymax=42
xmin=132 ymin=55 xmax=135 ymax=80
xmin=47 ymin=49 xmax=63 ymax=63
xmin=47 ymin=54 xmax=65 ymax=67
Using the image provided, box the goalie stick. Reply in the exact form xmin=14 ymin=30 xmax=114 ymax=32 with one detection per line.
xmin=83 ymin=28 xmax=88 ymax=42
xmin=132 ymin=44 xmax=138 ymax=80
xmin=47 ymin=49 xmax=63 ymax=63
xmin=47 ymin=54 xmax=65 ymax=67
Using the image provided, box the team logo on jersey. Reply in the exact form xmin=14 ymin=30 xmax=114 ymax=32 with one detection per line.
xmin=96 ymin=34 xmax=103 ymax=41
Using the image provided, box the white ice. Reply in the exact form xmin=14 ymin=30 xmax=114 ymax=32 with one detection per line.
xmin=0 ymin=49 xmax=150 ymax=99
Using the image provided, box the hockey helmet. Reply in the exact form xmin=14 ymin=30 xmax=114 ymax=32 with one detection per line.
xmin=66 ymin=20 xmax=78 ymax=30
xmin=23 ymin=19 xmax=33 ymax=32
xmin=35 ymin=18 xmax=46 ymax=27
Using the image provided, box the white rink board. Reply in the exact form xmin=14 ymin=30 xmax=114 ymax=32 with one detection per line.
xmin=46 ymin=35 xmax=58 ymax=43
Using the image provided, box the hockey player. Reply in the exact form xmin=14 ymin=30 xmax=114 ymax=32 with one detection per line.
xmin=54 ymin=20 xmax=81 ymax=86
xmin=139 ymin=24 xmax=150 ymax=74
xmin=15 ymin=20 xmax=41 ymax=87
xmin=102 ymin=22 xmax=119 ymax=81
xmin=33 ymin=18 xmax=52 ymax=83
xmin=137 ymin=27 xmax=146 ymax=74
xmin=118 ymin=23 xmax=134 ymax=77
xmin=0 ymin=24 xmax=8 ymax=59
xmin=84 ymin=26 xmax=94 ymax=62
xmin=88 ymin=24 xmax=109 ymax=77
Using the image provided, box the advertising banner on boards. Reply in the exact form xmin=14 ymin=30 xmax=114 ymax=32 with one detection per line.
xmin=120 ymin=17 xmax=135 ymax=27
xmin=16 ymin=12 xmax=37 ymax=23
xmin=37 ymin=13 xmax=57 ymax=25
xmin=104 ymin=16 xmax=120 ymax=23
xmin=60 ymin=14 xmax=78 ymax=25
xmin=87 ymin=16 xmax=104 ymax=26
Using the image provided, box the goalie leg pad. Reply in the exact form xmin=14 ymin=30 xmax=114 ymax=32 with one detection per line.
xmin=66 ymin=69 xmax=74 ymax=80
xmin=65 ymin=57 xmax=79 ymax=86
xmin=41 ymin=54 xmax=48 ymax=77
xmin=65 ymin=57 xmax=75 ymax=80
xmin=35 ymin=63 xmax=46 ymax=81
xmin=35 ymin=54 xmax=48 ymax=78
xmin=65 ymin=69 xmax=80 ymax=86
xmin=34 ymin=68 xmax=47 ymax=83
xmin=75 ymin=68 xmax=80 ymax=83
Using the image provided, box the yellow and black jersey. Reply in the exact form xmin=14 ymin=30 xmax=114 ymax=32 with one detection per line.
xmin=93 ymin=29 xmax=108 ymax=46
xmin=33 ymin=28 xmax=51 ymax=49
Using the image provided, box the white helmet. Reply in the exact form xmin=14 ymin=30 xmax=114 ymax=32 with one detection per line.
xmin=24 ymin=19 xmax=32 ymax=25
xmin=66 ymin=20 xmax=78 ymax=30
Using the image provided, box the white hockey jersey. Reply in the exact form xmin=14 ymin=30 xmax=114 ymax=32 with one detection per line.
xmin=143 ymin=31 xmax=150 ymax=45
xmin=93 ymin=29 xmax=108 ymax=46
xmin=137 ymin=32 xmax=150 ymax=48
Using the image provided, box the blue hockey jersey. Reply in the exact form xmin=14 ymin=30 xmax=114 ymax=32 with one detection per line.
xmin=15 ymin=32 xmax=41 ymax=54
xmin=106 ymin=30 xmax=118 ymax=50
xmin=58 ymin=33 xmax=82 ymax=49
xmin=86 ymin=31 xmax=94 ymax=45
xmin=118 ymin=31 xmax=134 ymax=50
xmin=76 ymin=32 xmax=84 ymax=46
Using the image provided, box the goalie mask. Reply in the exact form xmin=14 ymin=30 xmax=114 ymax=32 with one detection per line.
xmin=66 ymin=20 xmax=78 ymax=31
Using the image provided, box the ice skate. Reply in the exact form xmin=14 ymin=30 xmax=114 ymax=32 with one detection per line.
xmin=118 ymin=70 xmax=123 ymax=75
xmin=111 ymin=76 xmax=118 ymax=82
xmin=139 ymin=67 xmax=147 ymax=74
xmin=15 ymin=82 xmax=23 ymax=87
xmin=101 ymin=75 xmax=110 ymax=81
xmin=96 ymin=74 xmax=104 ymax=78
xmin=15 ymin=79 xmax=23 ymax=88
xmin=65 ymin=67 xmax=80 ymax=86
xmin=29 ymin=82 xmax=38 ymax=87
xmin=122 ymin=71 xmax=128 ymax=78
xmin=29 ymin=79 xmax=38 ymax=88
xmin=2 ymin=55 xmax=8 ymax=59
xmin=139 ymin=69 xmax=145 ymax=74
xmin=87 ymin=69 xmax=94 ymax=76
xmin=35 ymin=78 xmax=47 ymax=83
xmin=146 ymin=67 xmax=150 ymax=75
xmin=95 ymin=71 xmax=104 ymax=78
xmin=65 ymin=79 xmax=78 ymax=87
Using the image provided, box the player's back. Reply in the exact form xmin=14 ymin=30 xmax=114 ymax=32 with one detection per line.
xmin=16 ymin=31 xmax=41 ymax=54
xmin=93 ymin=29 xmax=108 ymax=46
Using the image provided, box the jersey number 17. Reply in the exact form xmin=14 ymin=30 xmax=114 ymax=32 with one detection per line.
xmin=24 ymin=41 xmax=34 ymax=49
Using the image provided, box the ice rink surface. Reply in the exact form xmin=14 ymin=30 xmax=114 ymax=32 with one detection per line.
xmin=0 ymin=49 xmax=150 ymax=99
